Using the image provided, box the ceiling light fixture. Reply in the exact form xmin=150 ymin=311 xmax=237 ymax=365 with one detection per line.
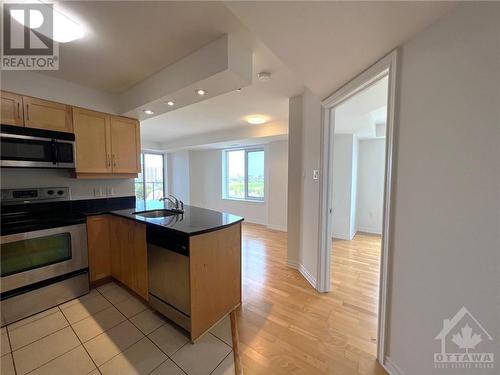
xmin=196 ymin=89 xmax=207 ymax=96
xmin=235 ymin=88 xmax=242 ymax=92
xmin=10 ymin=2 xmax=85 ymax=43
xmin=257 ymin=72 xmax=272 ymax=82
xmin=246 ymin=115 xmax=267 ymax=125
xmin=166 ymin=101 xmax=175 ymax=106
xmin=143 ymin=109 xmax=154 ymax=115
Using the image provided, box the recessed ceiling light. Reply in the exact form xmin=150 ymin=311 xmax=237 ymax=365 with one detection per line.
xmin=143 ymin=109 xmax=154 ymax=115
xmin=235 ymin=88 xmax=242 ymax=92
xmin=196 ymin=89 xmax=207 ymax=96
xmin=166 ymin=101 xmax=175 ymax=106
xmin=257 ymin=72 xmax=272 ymax=82
xmin=246 ymin=115 xmax=267 ymax=125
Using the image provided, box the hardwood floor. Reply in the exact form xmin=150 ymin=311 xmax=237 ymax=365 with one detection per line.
xmin=235 ymin=223 xmax=386 ymax=375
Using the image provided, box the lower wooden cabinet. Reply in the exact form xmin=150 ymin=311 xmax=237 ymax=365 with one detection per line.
xmin=108 ymin=215 xmax=148 ymax=300
xmin=86 ymin=215 xmax=111 ymax=283
xmin=87 ymin=215 xmax=148 ymax=300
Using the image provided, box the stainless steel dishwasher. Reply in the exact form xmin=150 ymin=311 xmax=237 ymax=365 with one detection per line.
xmin=147 ymin=227 xmax=191 ymax=332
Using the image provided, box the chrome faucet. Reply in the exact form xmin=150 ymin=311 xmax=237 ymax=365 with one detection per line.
xmin=159 ymin=194 xmax=184 ymax=212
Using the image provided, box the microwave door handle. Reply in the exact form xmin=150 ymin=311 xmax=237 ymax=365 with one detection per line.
xmin=51 ymin=140 xmax=58 ymax=165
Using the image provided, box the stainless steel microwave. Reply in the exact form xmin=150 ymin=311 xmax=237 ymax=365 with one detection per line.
xmin=0 ymin=125 xmax=75 ymax=169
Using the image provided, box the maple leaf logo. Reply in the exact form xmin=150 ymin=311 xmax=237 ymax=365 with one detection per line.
xmin=451 ymin=324 xmax=482 ymax=353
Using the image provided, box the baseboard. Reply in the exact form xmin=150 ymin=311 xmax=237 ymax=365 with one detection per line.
xmin=266 ymin=224 xmax=287 ymax=232
xmin=332 ymin=232 xmax=351 ymax=240
xmin=383 ymin=356 xmax=406 ymax=375
xmin=298 ymin=264 xmax=317 ymax=288
xmin=357 ymin=226 xmax=382 ymax=235
xmin=286 ymin=259 xmax=299 ymax=269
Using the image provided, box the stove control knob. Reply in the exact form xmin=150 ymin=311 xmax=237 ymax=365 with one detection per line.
xmin=47 ymin=190 xmax=54 ymax=195
xmin=57 ymin=190 xmax=64 ymax=196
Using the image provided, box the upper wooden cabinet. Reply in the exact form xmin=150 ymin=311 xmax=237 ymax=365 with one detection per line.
xmin=110 ymin=116 xmax=141 ymax=173
xmin=1 ymin=91 xmax=24 ymax=126
xmin=23 ymin=96 xmax=73 ymax=133
xmin=73 ymin=108 xmax=112 ymax=174
xmin=73 ymin=108 xmax=140 ymax=177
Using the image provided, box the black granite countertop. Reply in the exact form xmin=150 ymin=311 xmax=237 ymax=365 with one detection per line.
xmin=110 ymin=202 xmax=244 ymax=236
xmin=1 ymin=196 xmax=243 ymax=237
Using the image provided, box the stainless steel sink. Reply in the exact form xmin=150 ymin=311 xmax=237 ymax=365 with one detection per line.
xmin=133 ymin=209 xmax=182 ymax=218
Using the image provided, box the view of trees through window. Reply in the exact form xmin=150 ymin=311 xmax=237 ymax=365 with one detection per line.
xmin=135 ymin=153 xmax=164 ymax=204
xmin=225 ymin=149 xmax=264 ymax=201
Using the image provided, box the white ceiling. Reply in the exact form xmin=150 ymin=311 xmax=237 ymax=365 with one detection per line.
xmin=226 ymin=1 xmax=456 ymax=99
xmin=41 ymin=1 xmax=248 ymax=93
xmin=335 ymin=76 xmax=388 ymax=137
xmin=33 ymin=2 xmax=455 ymax=146
xmin=140 ymin=41 xmax=302 ymax=144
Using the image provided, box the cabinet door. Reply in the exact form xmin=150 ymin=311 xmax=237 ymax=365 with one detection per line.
xmin=131 ymin=221 xmax=148 ymax=300
xmin=87 ymin=215 xmax=111 ymax=283
xmin=109 ymin=215 xmax=124 ymax=282
xmin=23 ymin=96 xmax=73 ymax=132
xmin=73 ymin=107 xmax=112 ymax=173
xmin=1 ymin=91 xmax=24 ymax=126
xmin=110 ymin=116 xmax=140 ymax=173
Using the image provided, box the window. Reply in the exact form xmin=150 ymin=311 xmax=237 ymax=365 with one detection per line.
xmin=135 ymin=152 xmax=165 ymax=208
xmin=223 ymin=148 xmax=265 ymax=201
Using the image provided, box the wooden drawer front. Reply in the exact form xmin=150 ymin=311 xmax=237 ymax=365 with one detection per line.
xmin=110 ymin=116 xmax=140 ymax=173
xmin=73 ymin=108 xmax=111 ymax=173
xmin=1 ymin=91 xmax=24 ymax=126
xmin=23 ymin=96 xmax=73 ymax=133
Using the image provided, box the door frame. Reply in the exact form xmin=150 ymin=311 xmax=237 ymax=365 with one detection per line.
xmin=317 ymin=49 xmax=398 ymax=364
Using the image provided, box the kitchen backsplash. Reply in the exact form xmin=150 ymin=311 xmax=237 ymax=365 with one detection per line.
xmin=0 ymin=168 xmax=134 ymax=200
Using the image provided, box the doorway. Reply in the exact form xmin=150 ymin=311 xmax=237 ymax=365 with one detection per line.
xmin=318 ymin=50 xmax=397 ymax=365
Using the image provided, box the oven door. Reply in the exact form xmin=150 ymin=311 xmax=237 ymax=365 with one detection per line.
xmin=0 ymin=224 xmax=88 ymax=293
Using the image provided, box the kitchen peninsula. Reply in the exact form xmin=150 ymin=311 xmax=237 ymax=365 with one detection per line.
xmin=86 ymin=198 xmax=244 ymax=342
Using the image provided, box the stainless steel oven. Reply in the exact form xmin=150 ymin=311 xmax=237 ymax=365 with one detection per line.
xmin=0 ymin=188 xmax=89 ymax=326
xmin=0 ymin=125 xmax=75 ymax=169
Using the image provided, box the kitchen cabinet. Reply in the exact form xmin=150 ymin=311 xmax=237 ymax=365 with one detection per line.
xmin=109 ymin=116 xmax=141 ymax=173
xmin=73 ymin=108 xmax=140 ymax=178
xmin=73 ymin=108 xmax=112 ymax=174
xmin=23 ymin=96 xmax=73 ymax=133
xmin=109 ymin=216 xmax=148 ymax=300
xmin=86 ymin=215 xmax=111 ymax=283
xmin=0 ymin=91 xmax=24 ymax=126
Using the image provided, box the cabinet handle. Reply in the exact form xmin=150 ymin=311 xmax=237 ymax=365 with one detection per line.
xmin=17 ymin=102 xmax=20 ymax=120
xmin=112 ymin=154 xmax=117 ymax=167
xmin=26 ymin=104 xmax=29 ymax=121
xmin=106 ymin=154 xmax=110 ymax=168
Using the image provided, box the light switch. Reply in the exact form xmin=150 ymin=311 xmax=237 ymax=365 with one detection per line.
xmin=313 ymin=170 xmax=319 ymax=180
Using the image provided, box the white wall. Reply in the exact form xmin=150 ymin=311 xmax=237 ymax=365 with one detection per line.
xmin=167 ymin=150 xmax=190 ymax=204
xmin=287 ymin=88 xmax=322 ymax=285
xmin=0 ymin=72 xmax=135 ymax=200
xmin=331 ymin=134 xmax=357 ymax=240
xmin=266 ymin=141 xmax=289 ymax=231
xmin=386 ymin=4 xmax=500 ymax=374
xmin=187 ymin=141 xmax=288 ymax=227
xmin=356 ymin=138 xmax=385 ymax=234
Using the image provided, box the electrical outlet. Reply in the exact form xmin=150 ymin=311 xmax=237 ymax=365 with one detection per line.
xmin=106 ymin=187 xmax=114 ymax=196
xmin=94 ymin=188 xmax=103 ymax=197
xmin=313 ymin=170 xmax=319 ymax=180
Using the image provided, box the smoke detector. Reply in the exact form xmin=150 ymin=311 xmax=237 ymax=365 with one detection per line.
xmin=257 ymin=71 xmax=272 ymax=82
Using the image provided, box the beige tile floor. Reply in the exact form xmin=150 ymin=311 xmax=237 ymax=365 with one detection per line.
xmin=0 ymin=281 xmax=235 ymax=375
